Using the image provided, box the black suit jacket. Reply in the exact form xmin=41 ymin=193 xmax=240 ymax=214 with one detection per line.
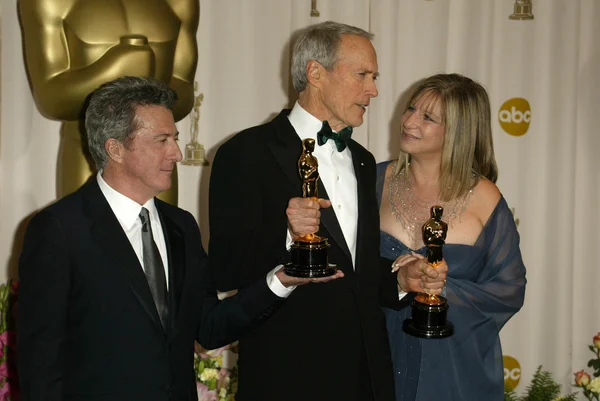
xmin=18 ymin=179 xmax=282 ymax=401
xmin=209 ymin=110 xmax=395 ymax=401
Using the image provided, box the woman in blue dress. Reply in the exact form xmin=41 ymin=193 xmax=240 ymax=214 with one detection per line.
xmin=378 ymin=73 xmax=526 ymax=400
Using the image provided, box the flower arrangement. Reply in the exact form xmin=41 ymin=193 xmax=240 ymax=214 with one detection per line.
xmin=194 ymin=342 xmax=238 ymax=401
xmin=573 ymin=333 xmax=600 ymax=400
xmin=0 ymin=280 xmax=19 ymax=401
xmin=504 ymin=331 xmax=600 ymax=401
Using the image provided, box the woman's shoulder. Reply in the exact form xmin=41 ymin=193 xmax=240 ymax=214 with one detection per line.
xmin=470 ymin=177 xmax=502 ymax=226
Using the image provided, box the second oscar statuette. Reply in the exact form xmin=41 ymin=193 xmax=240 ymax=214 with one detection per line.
xmin=403 ymin=206 xmax=454 ymax=339
xmin=284 ymin=138 xmax=336 ymax=278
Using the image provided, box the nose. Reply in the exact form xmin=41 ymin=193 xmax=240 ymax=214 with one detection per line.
xmin=402 ymin=110 xmax=419 ymax=129
xmin=170 ymin=139 xmax=183 ymax=162
xmin=366 ymin=78 xmax=378 ymax=98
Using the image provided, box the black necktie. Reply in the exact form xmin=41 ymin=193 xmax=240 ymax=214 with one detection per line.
xmin=139 ymin=207 xmax=168 ymax=329
xmin=316 ymin=120 xmax=353 ymax=152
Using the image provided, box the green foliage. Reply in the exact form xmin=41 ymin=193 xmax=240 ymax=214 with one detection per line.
xmin=588 ymin=346 xmax=600 ymax=378
xmin=504 ymin=366 xmax=577 ymax=401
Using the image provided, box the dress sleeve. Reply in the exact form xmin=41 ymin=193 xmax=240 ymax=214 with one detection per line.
xmin=446 ymin=197 xmax=527 ymax=337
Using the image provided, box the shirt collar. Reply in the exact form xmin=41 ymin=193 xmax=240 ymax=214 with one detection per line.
xmin=97 ymin=171 xmax=158 ymax=230
xmin=288 ymin=101 xmax=324 ymax=141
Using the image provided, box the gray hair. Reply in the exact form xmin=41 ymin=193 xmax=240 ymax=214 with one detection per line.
xmin=85 ymin=76 xmax=177 ymax=169
xmin=291 ymin=21 xmax=374 ymax=92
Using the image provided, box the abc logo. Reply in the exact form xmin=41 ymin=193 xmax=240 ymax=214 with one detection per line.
xmin=498 ymin=98 xmax=531 ymax=136
xmin=503 ymin=355 xmax=521 ymax=391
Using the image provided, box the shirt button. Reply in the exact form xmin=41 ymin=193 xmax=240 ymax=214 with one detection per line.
xmin=338 ymin=205 xmax=342 ymax=209
xmin=337 ymin=176 xmax=340 ymax=181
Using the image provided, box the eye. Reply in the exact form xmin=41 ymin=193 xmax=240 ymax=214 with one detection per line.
xmin=406 ymin=106 xmax=415 ymax=112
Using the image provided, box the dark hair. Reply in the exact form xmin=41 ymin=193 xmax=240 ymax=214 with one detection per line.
xmin=85 ymin=76 xmax=177 ymax=169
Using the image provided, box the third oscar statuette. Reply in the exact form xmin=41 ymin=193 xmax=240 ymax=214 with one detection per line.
xmin=403 ymin=206 xmax=454 ymax=338
xmin=181 ymin=82 xmax=209 ymax=166
xmin=283 ymin=138 xmax=336 ymax=277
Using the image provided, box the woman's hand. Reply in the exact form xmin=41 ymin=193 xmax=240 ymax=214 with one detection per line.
xmin=393 ymin=252 xmax=448 ymax=295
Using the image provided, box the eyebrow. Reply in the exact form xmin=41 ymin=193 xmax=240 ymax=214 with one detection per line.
xmin=363 ymin=69 xmax=380 ymax=78
xmin=155 ymin=132 xmax=180 ymax=139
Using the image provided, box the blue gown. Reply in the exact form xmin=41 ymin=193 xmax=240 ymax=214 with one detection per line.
xmin=377 ymin=161 xmax=526 ymax=401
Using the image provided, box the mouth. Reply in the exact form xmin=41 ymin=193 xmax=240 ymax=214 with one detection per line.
xmin=357 ymin=103 xmax=369 ymax=110
xmin=402 ymin=132 xmax=420 ymax=140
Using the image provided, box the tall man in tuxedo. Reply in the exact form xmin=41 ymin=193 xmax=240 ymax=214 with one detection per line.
xmin=17 ymin=76 xmax=341 ymax=401
xmin=209 ymin=21 xmax=408 ymax=401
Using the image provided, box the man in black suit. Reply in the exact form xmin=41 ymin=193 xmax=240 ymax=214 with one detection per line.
xmin=17 ymin=76 xmax=342 ymax=401
xmin=209 ymin=21 xmax=417 ymax=401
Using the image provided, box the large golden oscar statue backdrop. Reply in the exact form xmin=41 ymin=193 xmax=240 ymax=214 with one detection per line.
xmin=18 ymin=0 xmax=200 ymax=204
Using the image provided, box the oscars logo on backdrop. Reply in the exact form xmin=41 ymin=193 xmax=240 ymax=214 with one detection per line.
xmin=504 ymin=355 xmax=522 ymax=391
xmin=498 ymin=98 xmax=532 ymax=136
xmin=509 ymin=0 xmax=534 ymax=20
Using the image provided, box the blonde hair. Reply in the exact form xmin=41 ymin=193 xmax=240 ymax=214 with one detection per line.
xmin=394 ymin=73 xmax=498 ymax=201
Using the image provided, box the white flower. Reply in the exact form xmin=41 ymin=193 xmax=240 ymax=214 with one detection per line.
xmin=587 ymin=377 xmax=600 ymax=394
xmin=199 ymin=368 xmax=219 ymax=382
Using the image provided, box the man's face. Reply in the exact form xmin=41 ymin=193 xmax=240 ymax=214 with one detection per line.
xmin=319 ymin=34 xmax=379 ymax=130
xmin=119 ymin=105 xmax=182 ymax=201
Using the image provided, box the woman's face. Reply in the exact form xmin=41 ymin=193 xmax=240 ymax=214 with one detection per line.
xmin=399 ymin=92 xmax=446 ymax=158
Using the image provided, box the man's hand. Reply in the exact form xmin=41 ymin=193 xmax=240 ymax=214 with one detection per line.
xmin=286 ymin=197 xmax=331 ymax=238
xmin=392 ymin=252 xmax=448 ymax=295
xmin=275 ymin=269 xmax=344 ymax=287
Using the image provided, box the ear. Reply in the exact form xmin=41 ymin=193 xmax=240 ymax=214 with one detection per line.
xmin=105 ymin=138 xmax=125 ymax=164
xmin=306 ymin=59 xmax=325 ymax=88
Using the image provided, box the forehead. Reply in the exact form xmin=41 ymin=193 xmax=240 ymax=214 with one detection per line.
xmin=335 ymin=34 xmax=378 ymax=70
xmin=133 ymin=105 xmax=176 ymax=133
xmin=412 ymin=90 xmax=443 ymax=115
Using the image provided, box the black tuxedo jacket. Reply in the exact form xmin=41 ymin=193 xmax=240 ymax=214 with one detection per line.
xmin=18 ymin=179 xmax=282 ymax=401
xmin=209 ymin=110 xmax=396 ymax=401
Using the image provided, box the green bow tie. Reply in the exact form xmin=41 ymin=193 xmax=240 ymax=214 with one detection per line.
xmin=317 ymin=121 xmax=353 ymax=152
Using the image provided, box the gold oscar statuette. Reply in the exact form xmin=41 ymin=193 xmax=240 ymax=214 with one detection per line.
xmin=283 ymin=138 xmax=336 ymax=278
xmin=19 ymin=0 xmax=200 ymax=205
xmin=403 ymin=206 xmax=454 ymax=339
xmin=181 ymin=82 xmax=208 ymax=166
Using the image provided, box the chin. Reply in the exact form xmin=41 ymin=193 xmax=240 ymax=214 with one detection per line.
xmin=398 ymin=142 xmax=414 ymax=154
xmin=349 ymin=118 xmax=363 ymax=128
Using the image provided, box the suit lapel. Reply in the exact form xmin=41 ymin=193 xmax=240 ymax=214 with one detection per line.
xmin=268 ymin=110 xmax=304 ymax=193
xmin=317 ymin=180 xmax=352 ymax=265
xmin=348 ymin=140 xmax=368 ymax=273
xmin=268 ymin=110 xmax=352 ymax=265
xmin=82 ymin=180 xmax=164 ymax=333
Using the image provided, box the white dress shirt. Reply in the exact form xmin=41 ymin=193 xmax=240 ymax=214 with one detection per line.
xmin=288 ymin=102 xmax=359 ymax=268
xmin=97 ymin=172 xmax=291 ymax=298
xmin=97 ymin=172 xmax=170 ymax=289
